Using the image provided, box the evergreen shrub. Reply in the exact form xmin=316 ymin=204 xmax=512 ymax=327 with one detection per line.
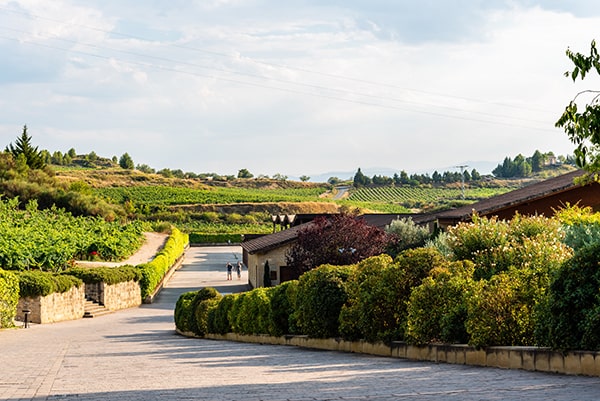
xmin=138 ymin=227 xmax=188 ymax=299
xmin=295 ymin=264 xmax=354 ymax=338
xmin=208 ymin=293 xmax=237 ymax=335
xmin=233 ymin=287 xmax=272 ymax=335
xmin=65 ymin=266 xmax=141 ymax=285
xmin=189 ymin=287 xmax=221 ymax=336
xmin=0 ymin=269 xmax=19 ymax=328
xmin=267 ymin=280 xmax=299 ymax=336
xmin=406 ymin=261 xmax=474 ymax=345
xmin=18 ymin=270 xmax=82 ymax=298
xmin=174 ymin=291 xmax=196 ymax=333
xmin=536 ymin=242 xmax=600 ymax=351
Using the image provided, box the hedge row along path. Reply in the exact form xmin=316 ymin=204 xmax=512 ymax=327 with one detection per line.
xmin=1 ymin=246 xmax=600 ymax=400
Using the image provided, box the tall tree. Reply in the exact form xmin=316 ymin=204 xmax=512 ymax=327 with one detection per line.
xmin=119 ymin=153 xmax=134 ymax=169
xmin=6 ymin=125 xmax=45 ymax=169
xmin=556 ymin=40 xmax=600 ymax=171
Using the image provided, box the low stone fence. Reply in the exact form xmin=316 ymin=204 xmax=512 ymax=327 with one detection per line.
xmin=85 ymin=280 xmax=142 ymax=311
xmin=17 ymin=285 xmax=85 ymax=324
xmin=196 ymin=332 xmax=600 ymax=377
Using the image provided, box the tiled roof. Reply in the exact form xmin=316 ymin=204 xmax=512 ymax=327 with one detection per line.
xmin=241 ymin=223 xmax=309 ymax=254
xmin=436 ymin=169 xmax=587 ymax=220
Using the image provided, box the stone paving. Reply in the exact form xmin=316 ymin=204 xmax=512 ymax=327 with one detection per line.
xmin=2 ymin=246 xmax=600 ymax=400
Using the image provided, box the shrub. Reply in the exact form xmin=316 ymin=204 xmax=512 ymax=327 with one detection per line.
xmin=188 ymin=233 xmax=242 ymax=244
xmin=65 ymin=266 xmax=141 ymax=285
xmin=0 ymin=269 xmax=19 ymax=328
xmin=233 ymin=287 xmax=272 ymax=335
xmin=174 ymin=291 xmax=196 ymax=333
xmin=138 ymin=227 xmax=188 ymax=299
xmin=194 ymin=297 xmax=221 ymax=337
xmin=339 ymin=255 xmax=396 ymax=342
xmin=188 ymin=287 xmax=222 ymax=336
xmin=18 ymin=270 xmax=82 ymax=298
xmin=295 ymin=264 xmax=354 ymax=338
xmin=385 ymin=217 xmax=431 ymax=257
xmin=446 ymin=214 xmax=570 ymax=281
xmin=406 ymin=261 xmax=475 ymax=345
xmin=536 ymin=242 xmax=600 ymax=351
xmin=267 ymin=280 xmax=299 ymax=336
xmin=466 ymin=272 xmax=534 ymax=348
xmin=208 ymin=293 xmax=237 ymax=334
xmin=340 ymin=249 xmax=446 ymax=343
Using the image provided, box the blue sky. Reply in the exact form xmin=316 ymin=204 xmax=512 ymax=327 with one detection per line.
xmin=1 ymin=1 xmax=599 ymax=179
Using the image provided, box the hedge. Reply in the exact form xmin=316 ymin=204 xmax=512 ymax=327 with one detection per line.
xmin=174 ymin=291 xmax=196 ymax=333
xmin=65 ymin=266 xmax=142 ymax=285
xmin=208 ymin=293 xmax=237 ymax=334
xmin=0 ymin=269 xmax=19 ymax=328
xmin=189 ymin=233 xmax=242 ymax=244
xmin=138 ymin=227 xmax=188 ymax=300
xmin=295 ymin=264 xmax=354 ymax=338
xmin=18 ymin=270 xmax=83 ymax=298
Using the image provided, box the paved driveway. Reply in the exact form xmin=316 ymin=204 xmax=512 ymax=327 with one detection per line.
xmin=2 ymin=246 xmax=600 ymax=400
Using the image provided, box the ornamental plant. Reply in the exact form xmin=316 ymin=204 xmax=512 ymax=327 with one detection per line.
xmin=295 ymin=264 xmax=354 ymax=338
xmin=406 ymin=261 xmax=475 ymax=345
xmin=0 ymin=269 xmax=19 ymax=328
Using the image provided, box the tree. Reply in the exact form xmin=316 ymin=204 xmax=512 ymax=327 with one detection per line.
xmin=353 ymin=168 xmax=369 ymax=187
xmin=6 ymin=125 xmax=45 ymax=169
xmin=237 ymin=168 xmax=254 ymax=179
xmin=530 ymin=150 xmax=545 ymax=172
xmin=67 ymin=148 xmax=77 ymax=158
xmin=555 ymin=40 xmax=600 ymax=171
xmin=285 ymin=213 xmax=389 ymax=276
xmin=263 ymin=260 xmax=272 ymax=287
xmin=299 ymin=175 xmax=310 ymax=182
xmin=119 ymin=153 xmax=134 ymax=169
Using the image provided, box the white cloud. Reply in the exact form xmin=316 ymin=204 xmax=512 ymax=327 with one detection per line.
xmin=0 ymin=1 xmax=597 ymax=178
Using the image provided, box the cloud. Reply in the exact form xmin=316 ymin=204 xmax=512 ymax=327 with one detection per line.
xmin=0 ymin=0 xmax=597 ymax=178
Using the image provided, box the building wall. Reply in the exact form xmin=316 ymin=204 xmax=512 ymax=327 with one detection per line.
xmin=246 ymin=243 xmax=293 ymax=288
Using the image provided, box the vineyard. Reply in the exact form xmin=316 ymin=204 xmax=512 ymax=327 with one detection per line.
xmin=94 ymin=185 xmax=331 ymax=206
xmin=0 ymin=198 xmax=146 ymax=271
xmin=348 ymin=186 xmax=512 ymax=209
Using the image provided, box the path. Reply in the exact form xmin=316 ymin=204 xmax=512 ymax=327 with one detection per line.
xmin=1 ymin=246 xmax=600 ymax=400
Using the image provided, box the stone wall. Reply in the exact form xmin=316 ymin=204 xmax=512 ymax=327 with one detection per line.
xmin=102 ymin=281 xmax=141 ymax=311
xmin=202 ymin=333 xmax=600 ymax=377
xmin=17 ymin=285 xmax=85 ymax=324
xmin=85 ymin=281 xmax=141 ymax=310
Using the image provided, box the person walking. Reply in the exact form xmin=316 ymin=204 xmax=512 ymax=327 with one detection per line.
xmin=226 ymin=262 xmax=233 ymax=280
xmin=236 ymin=261 xmax=243 ymax=280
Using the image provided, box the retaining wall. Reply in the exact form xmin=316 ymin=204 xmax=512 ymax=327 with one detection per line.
xmin=86 ymin=281 xmax=142 ymax=310
xmin=197 ymin=333 xmax=600 ymax=377
xmin=17 ymin=285 xmax=85 ymax=324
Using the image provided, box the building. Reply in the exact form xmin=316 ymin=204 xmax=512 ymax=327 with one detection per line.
xmin=242 ymin=170 xmax=600 ymax=288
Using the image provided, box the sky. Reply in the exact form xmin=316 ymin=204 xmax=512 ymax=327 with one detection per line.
xmin=1 ymin=1 xmax=599 ymax=180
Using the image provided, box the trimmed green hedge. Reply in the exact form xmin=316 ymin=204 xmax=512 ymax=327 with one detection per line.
xmin=174 ymin=287 xmax=222 ymax=335
xmin=295 ymin=264 xmax=354 ymax=338
xmin=174 ymin=291 xmax=196 ymax=333
xmin=189 ymin=233 xmax=242 ymax=244
xmin=18 ymin=270 xmax=83 ymax=298
xmin=65 ymin=266 xmax=142 ymax=285
xmin=0 ymin=269 xmax=19 ymax=328
xmin=138 ymin=228 xmax=189 ymax=300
